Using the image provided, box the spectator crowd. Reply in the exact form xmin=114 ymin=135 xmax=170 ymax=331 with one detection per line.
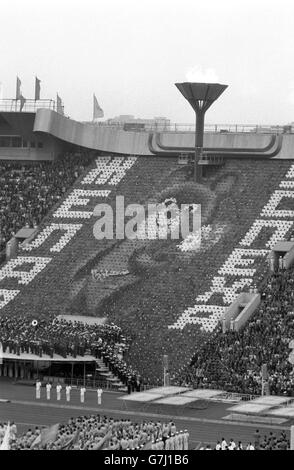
xmin=177 ymin=267 xmax=294 ymax=396
xmin=0 ymin=416 xmax=189 ymax=450
xmin=0 ymin=315 xmax=140 ymax=388
xmin=1 ymin=419 xmax=289 ymax=450
xmin=0 ymin=153 xmax=93 ymax=254
xmin=199 ymin=429 xmax=289 ymax=450
xmin=1 ymin=268 xmax=294 ymax=395
xmin=1 ymin=154 xmax=294 ymax=399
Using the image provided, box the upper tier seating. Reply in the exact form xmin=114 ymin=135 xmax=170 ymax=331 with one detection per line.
xmin=0 ymin=154 xmax=93 ymax=253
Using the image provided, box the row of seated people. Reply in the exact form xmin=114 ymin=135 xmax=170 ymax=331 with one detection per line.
xmin=199 ymin=430 xmax=289 ymax=450
xmin=0 ymin=315 xmax=141 ymax=388
xmin=0 ymin=153 xmax=94 ymax=253
xmin=176 ymin=267 xmax=294 ymax=396
xmin=0 ymin=417 xmax=189 ymax=450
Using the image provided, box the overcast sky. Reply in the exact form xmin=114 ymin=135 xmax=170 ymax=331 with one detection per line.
xmin=1 ymin=0 xmax=294 ymax=124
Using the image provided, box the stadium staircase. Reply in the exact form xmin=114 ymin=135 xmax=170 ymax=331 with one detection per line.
xmin=94 ymin=358 xmax=127 ymax=391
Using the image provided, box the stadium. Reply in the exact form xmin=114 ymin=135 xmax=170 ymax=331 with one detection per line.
xmin=0 ymin=0 xmax=294 ymax=453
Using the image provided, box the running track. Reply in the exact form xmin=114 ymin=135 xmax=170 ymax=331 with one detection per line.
xmin=0 ymin=380 xmax=291 ymax=448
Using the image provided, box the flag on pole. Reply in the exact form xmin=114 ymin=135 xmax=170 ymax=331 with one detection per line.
xmin=41 ymin=423 xmax=59 ymax=447
xmin=60 ymin=430 xmax=80 ymax=450
xmin=0 ymin=423 xmax=11 ymax=451
xmin=92 ymin=429 xmax=112 ymax=450
xmin=142 ymin=440 xmax=153 ymax=450
xmin=0 ymin=341 xmax=3 ymax=365
xmin=30 ymin=423 xmax=59 ymax=449
xmin=56 ymin=94 xmax=64 ymax=114
xmin=93 ymin=94 xmax=104 ymax=120
xmin=35 ymin=77 xmax=41 ymax=100
xmin=20 ymin=94 xmax=26 ymax=112
xmin=16 ymin=77 xmax=22 ymax=100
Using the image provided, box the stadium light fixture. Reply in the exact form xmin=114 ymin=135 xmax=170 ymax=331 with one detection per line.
xmin=175 ymin=82 xmax=228 ymax=182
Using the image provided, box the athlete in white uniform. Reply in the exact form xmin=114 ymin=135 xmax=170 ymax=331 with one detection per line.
xmin=46 ymin=383 xmax=52 ymax=400
xmin=183 ymin=430 xmax=189 ymax=450
xmin=65 ymin=385 xmax=72 ymax=402
xmin=97 ymin=387 xmax=103 ymax=405
xmin=80 ymin=387 xmax=86 ymax=403
xmin=36 ymin=380 xmax=42 ymax=400
xmin=56 ymin=384 xmax=62 ymax=401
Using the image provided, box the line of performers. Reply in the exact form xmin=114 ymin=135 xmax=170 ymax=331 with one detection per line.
xmin=35 ymin=380 xmax=103 ymax=405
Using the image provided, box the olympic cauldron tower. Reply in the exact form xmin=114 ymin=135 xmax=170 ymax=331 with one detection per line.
xmin=175 ymin=82 xmax=228 ymax=181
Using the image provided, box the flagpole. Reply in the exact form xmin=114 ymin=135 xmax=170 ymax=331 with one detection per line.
xmin=35 ymin=77 xmax=37 ymax=110
xmin=16 ymin=76 xmax=21 ymax=112
xmin=35 ymin=76 xmax=41 ymax=103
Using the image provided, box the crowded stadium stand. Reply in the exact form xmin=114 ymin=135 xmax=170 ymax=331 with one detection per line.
xmin=177 ymin=266 xmax=294 ymax=396
xmin=0 ymin=153 xmax=93 ymax=258
xmin=0 ymin=316 xmax=141 ymax=389
xmin=102 ymin=159 xmax=294 ymax=382
xmin=1 ymin=152 xmax=294 ymax=391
